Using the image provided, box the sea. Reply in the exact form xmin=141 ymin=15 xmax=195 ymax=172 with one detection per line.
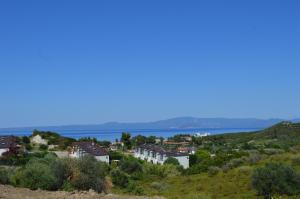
xmin=0 ymin=128 xmax=261 ymax=142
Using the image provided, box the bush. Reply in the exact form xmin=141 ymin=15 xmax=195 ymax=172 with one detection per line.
xmin=62 ymin=181 xmax=75 ymax=192
xmin=126 ymin=181 xmax=144 ymax=195
xmin=12 ymin=162 xmax=57 ymax=190
xmin=119 ymin=157 xmax=142 ymax=174
xmin=292 ymin=156 xmax=300 ymax=166
xmin=247 ymin=153 xmax=262 ymax=165
xmin=110 ymin=168 xmax=129 ymax=188
xmin=150 ymin=181 xmax=169 ymax=191
xmin=237 ymin=166 xmax=252 ymax=175
xmin=68 ymin=155 xmax=106 ymax=192
xmin=252 ymin=163 xmax=300 ymax=198
xmin=207 ymin=166 xmax=220 ymax=176
xmin=164 ymin=157 xmax=180 ymax=166
xmin=39 ymin=144 xmax=48 ymax=150
xmin=0 ymin=167 xmax=11 ymax=184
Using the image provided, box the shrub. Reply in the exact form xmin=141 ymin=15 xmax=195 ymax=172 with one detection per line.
xmin=62 ymin=181 xmax=75 ymax=192
xmin=69 ymin=155 xmax=106 ymax=192
xmin=164 ymin=157 xmax=180 ymax=166
xmin=292 ymin=156 xmax=300 ymax=166
xmin=207 ymin=166 xmax=221 ymax=176
xmin=12 ymin=162 xmax=57 ymax=190
xmin=150 ymin=181 xmax=169 ymax=191
xmin=0 ymin=167 xmax=11 ymax=184
xmin=119 ymin=157 xmax=142 ymax=174
xmin=25 ymin=144 xmax=32 ymax=151
xmin=247 ymin=153 xmax=262 ymax=165
xmin=39 ymin=144 xmax=48 ymax=150
xmin=252 ymin=163 xmax=300 ymax=198
xmin=237 ymin=166 xmax=252 ymax=175
xmin=263 ymin=148 xmax=284 ymax=155
xmin=222 ymin=158 xmax=245 ymax=172
xmin=110 ymin=168 xmax=129 ymax=188
xmin=126 ymin=181 xmax=144 ymax=195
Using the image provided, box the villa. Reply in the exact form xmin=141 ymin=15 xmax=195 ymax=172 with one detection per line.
xmin=0 ymin=136 xmax=18 ymax=157
xmin=134 ymin=144 xmax=189 ymax=169
xmin=69 ymin=142 xmax=109 ymax=164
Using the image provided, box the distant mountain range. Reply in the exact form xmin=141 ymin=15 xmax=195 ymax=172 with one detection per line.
xmin=1 ymin=117 xmax=300 ymax=132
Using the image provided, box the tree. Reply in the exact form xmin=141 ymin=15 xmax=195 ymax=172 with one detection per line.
xmin=252 ymin=163 xmax=300 ymax=198
xmin=22 ymin=136 xmax=30 ymax=144
xmin=164 ymin=157 xmax=180 ymax=166
xmin=133 ymin=135 xmax=146 ymax=146
xmin=120 ymin=158 xmax=143 ymax=174
xmin=146 ymin=136 xmax=156 ymax=144
xmin=121 ymin=132 xmax=132 ymax=150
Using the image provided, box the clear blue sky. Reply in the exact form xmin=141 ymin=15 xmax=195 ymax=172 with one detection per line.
xmin=0 ymin=0 xmax=299 ymax=128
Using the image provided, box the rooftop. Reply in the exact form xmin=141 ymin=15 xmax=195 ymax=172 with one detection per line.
xmin=73 ymin=142 xmax=108 ymax=156
xmin=0 ymin=136 xmax=17 ymax=149
xmin=137 ymin=144 xmax=188 ymax=157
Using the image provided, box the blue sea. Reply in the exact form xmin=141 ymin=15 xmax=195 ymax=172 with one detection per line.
xmin=0 ymin=128 xmax=261 ymax=142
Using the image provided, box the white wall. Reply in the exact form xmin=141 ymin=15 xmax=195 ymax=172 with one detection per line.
xmin=134 ymin=149 xmax=189 ymax=168
xmin=174 ymin=156 xmax=190 ymax=169
xmin=95 ymin=155 xmax=110 ymax=164
xmin=0 ymin=148 xmax=9 ymax=157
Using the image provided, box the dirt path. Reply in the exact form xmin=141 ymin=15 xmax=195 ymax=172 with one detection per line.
xmin=0 ymin=185 xmax=164 ymax=199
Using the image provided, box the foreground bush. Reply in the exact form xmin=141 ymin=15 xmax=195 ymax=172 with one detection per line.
xmin=12 ymin=161 xmax=57 ymax=190
xmin=252 ymin=163 xmax=300 ymax=198
xmin=10 ymin=154 xmax=108 ymax=193
xmin=66 ymin=155 xmax=107 ymax=192
xmin=110 ymin=168 xmax=129 ymax=188
xmin=0 ymin=167 xmax=11 ymax=184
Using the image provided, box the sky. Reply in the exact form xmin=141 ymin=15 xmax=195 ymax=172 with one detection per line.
xmin=0 ymin=0 xmax=299 ymax=128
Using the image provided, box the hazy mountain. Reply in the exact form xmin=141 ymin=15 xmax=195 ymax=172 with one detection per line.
xmin=1 ymin=117 xmax=300 ymax=132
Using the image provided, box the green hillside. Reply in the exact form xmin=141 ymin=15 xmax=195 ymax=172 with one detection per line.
xmin=113 ymin=122 xmax=300 ymax=199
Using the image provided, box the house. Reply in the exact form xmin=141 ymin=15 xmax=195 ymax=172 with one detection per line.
xmin=177 ymin=146 xmax=196 ymax=155
xmin=69 ymin=142 xmax=109 ymax=164
xmin=0 ymin=136 xmax=18 ymax=157
xmin=31 ymin=134 xmax=48 ymax=145
xmin=134 ymin=144 xmax=189 ymax=169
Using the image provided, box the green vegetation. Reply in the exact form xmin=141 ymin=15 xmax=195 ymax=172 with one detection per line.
xmin=164 ymin=157 xmax=180 ymax=166
xmin=32 ymin=129 xmax=76 ymax=150
xmin=112 ymin=122 xmax=300 ymax=198
xmin=252 ymin=163 xmax=300 ymax=198
xmin=1 ymin=153 xmax=109 ymax=192
xmin=1 ymin=122 xmax=300 ymax=199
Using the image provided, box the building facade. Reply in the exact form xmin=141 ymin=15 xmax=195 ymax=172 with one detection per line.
xmin=134 ymin=144 xmax=189 ymax=169
xmin=0 ymin=136 xmax=17 ymax=157
xmin=69 ymin=142 xmax=109 ymax=164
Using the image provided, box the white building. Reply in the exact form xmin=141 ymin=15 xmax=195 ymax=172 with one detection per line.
xmin=69 ymin=142 xmax=109 ymax=164
xmin=31 ymin=134 xmax=48 ymax=145
xmin=134 ymin=144 xmax=189 ymax=169
xmin=0 ymin=136 xmax=17 ymax=157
